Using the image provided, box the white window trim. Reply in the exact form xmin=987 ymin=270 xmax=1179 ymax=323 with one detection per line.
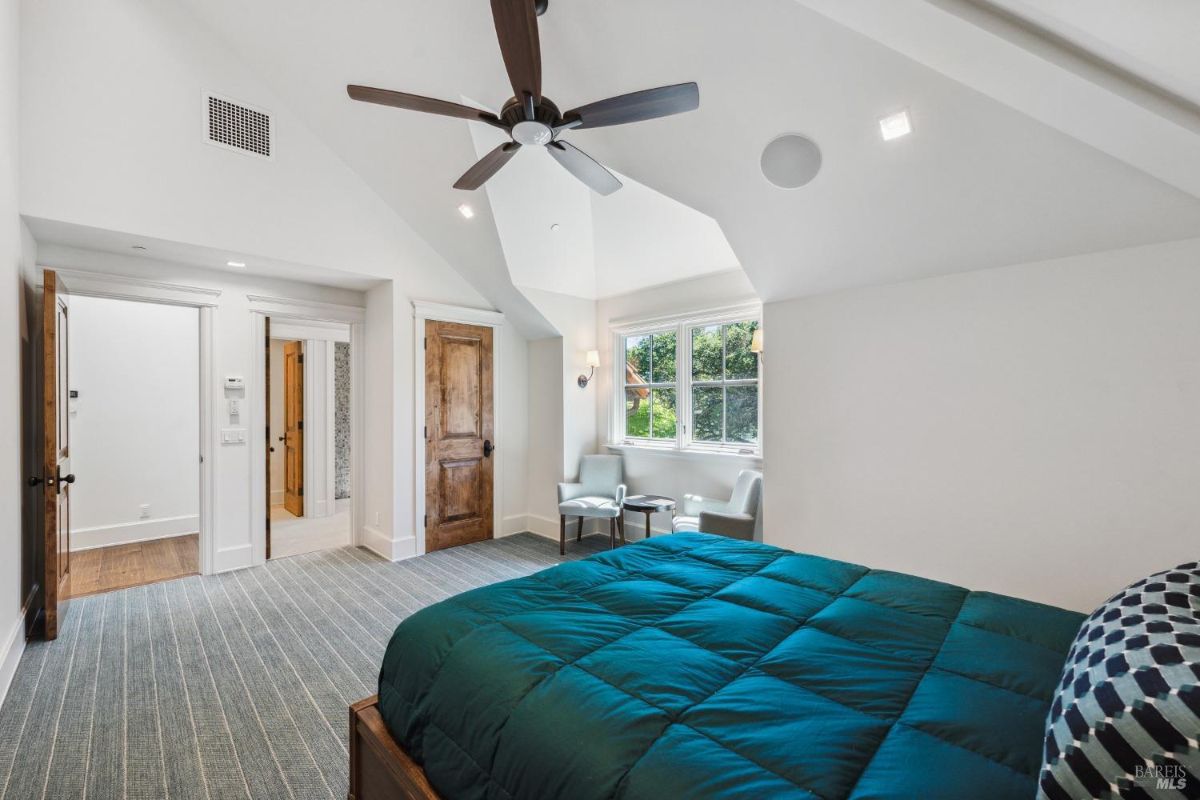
xmin=609 ymin=303 xmax=763 ymax=457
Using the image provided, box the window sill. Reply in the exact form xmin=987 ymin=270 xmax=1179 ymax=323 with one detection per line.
xmin=604 ymin=442 xmax=762 ymax=464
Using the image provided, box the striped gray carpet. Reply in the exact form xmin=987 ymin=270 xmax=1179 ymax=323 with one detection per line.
xmin=0 ymin=532 xmax=610 ymax=800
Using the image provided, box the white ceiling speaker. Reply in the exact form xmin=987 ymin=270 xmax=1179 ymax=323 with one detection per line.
xmin=761 ymin=134 xmax=822 ymax=189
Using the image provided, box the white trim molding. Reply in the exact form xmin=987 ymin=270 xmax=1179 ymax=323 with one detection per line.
xmin=250 ymin=305 xmax=365 ymax=569
xmin=247 ymin=294 xmax=365 ymax=324
xmin=0 ymin=615 xmax=26 ymax=710
xmin=412 ymin=300 xmax=506 ymax=328
xmin=71 ymin=515 xmax=200 ymax=552
xmin=412 ymin=301 xmax=506 ymax=559
xmin=42 ymin=268 xmax=222 ymax=307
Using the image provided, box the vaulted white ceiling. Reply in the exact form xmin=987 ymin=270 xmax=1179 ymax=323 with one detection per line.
xmin=466 ymin=111 xmax=738 ymax=299
xmin=177 ymin=0 xmax=1200 ymax=310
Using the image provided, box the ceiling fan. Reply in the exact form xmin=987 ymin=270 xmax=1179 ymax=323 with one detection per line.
xmin=347 ymin=0 xmax=699 ymax=197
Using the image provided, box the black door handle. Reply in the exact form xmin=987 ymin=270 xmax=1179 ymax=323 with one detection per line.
xmin=483 ymin=440 xmax=494 ymax=458
xmin=28 ymin=476 xmax=42 ymax=487
xmin=61 ymin=473 xmax=76 ymax=485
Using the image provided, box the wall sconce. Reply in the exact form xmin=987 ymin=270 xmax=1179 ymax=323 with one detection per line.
xmin=578 ymin=350 xmax=601 ymax=389
xmin=750 ymin=329 xmax=764 ymax=364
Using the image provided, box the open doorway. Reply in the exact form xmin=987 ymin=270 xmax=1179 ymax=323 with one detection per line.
xmin=266 ymin=318 xmax=352 ymax=559
xmin=64 ymin=294 xmax=200 ymax=597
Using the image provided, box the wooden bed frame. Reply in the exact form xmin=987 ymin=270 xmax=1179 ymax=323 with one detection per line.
xmin=349 ymin=696 xmax=441 ymax=800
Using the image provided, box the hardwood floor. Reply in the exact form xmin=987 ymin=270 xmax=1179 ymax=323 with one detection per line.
xmin=68 ymin=533 xmax=199 ymax=598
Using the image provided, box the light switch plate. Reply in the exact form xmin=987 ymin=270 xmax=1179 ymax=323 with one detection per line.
xmin=221 ymin=427 xmax=248 ymax=445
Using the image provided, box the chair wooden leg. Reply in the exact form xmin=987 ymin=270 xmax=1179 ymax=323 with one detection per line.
xmin=609 ymin=518 xmax=616 ymax=549
xmin=577 ymin=517 xmax=583 ymax=542
xmin=559 ymin=515 xmax=566 ymax=556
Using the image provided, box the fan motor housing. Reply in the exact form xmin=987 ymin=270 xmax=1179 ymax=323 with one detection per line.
xmin=500 ymin=97 xmax=561 ymax=129
xmin=535 ymin=0 xmax=549 ymax=16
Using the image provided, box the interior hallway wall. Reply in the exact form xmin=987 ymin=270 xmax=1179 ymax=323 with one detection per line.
xmin=1 ymin=0 xmax=27 ymax=703
xmin=67 ymin=295 xmax=200 ymax=549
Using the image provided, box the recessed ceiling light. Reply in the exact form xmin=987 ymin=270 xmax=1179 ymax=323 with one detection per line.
xmin=550 ymin=223 xmax=560 ymax=232
xmin=227 ymin=260 xmax=247 ymax=268
xmin=458 ymin=204 xmax=475 ymax=219
xmin=879 ymin=110 xmax=912 ymax=141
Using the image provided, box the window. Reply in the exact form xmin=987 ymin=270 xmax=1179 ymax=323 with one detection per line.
xmin=617 ymin=311 xmax=761 ymax=454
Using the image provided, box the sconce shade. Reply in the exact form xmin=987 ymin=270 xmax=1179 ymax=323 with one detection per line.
xmin=750 ymin=329 xmax=764 ymax=354
xmin=585 ymin=350 xmax=601 ymax=368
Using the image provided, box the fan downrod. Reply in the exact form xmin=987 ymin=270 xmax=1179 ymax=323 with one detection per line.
xmin=535 ymin=0 xmax=549 ymax=17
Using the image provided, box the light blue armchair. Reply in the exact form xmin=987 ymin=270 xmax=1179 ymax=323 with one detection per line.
xmin=558 ymin=455 xmax=627 ymax=555
xmin=673 ymin=469 xmax=762 ymax=541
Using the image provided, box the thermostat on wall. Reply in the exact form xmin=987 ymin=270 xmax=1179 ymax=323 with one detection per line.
xmin=225 ymin=376 xmax=245 ymax=391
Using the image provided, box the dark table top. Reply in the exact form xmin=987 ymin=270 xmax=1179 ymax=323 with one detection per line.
xmin=623 ymin=495 xmax=676 ymax=512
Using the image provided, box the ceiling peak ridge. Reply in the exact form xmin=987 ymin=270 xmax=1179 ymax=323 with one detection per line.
xmin=928 ymin=0 xmax=1200 ymax=136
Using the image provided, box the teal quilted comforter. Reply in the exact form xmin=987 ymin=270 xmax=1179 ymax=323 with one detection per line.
xmin=378 ymin=533 xmax=1083 ymax=799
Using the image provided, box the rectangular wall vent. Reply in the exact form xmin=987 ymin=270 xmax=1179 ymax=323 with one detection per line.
xmin=205 ymin=94 xmax=272 ymax=159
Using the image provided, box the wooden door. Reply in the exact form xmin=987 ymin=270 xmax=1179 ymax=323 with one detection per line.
xmin=42 ymin=270 xmax=73 ymax=639
xmin=425 ymin=320 xmax=494 ymax=552
xmin=264 ymin=318 xmax=272 ymax=559
xmin=283 ymin=341 xmax=304 ymax=517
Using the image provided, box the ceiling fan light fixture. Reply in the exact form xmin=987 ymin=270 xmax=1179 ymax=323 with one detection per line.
xmin=346 ymin=2 xmax=698 ymax=195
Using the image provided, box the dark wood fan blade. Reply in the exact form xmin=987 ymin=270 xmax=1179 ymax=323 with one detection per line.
xmin=490 ymin=0 xmax=542 ymax=108
xmin=454 ymin=142 xmax=522 ymax=191
xmin=547 ymin=141 xmax=622 ymax=196
xmin=347 ymin=85 xmax=505 ymax=128
xmin=564 ymin=83 xmax=699 ymax=130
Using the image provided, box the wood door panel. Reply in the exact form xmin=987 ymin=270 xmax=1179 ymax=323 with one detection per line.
xmin=440 ymin=338 xmax=482 ymax=439
xmin=283 ymin=340 xmax=304 ymax=517
xmin=438 ymin=460 xmax=485 ymax=522
xmin=42 ymin=269 xmax=71 ymax=639
xmin=425 ymin=320 xmax=493 ymax=552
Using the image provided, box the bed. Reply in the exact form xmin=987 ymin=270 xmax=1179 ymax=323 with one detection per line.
xmin=351 ymin=533 xmax=1084 ymax=799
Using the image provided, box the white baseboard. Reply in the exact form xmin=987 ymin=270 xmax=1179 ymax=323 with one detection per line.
xmin=361 ymin=525 xmax=416 ymax=561
xmin=71 ymin=514 xmax=200 ymax=552
xmin=0 ymin=614 xmax=26 ymax=709
xmin=510 ymin=512 xmax=673 ymax=541
xmin=214 ymin=543 xmax=252 ymax=573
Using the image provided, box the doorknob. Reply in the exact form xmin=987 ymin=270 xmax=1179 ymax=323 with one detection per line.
xmin=60 ymin=473 xmax=76 ymax=485
xmin=483 ymin=440 xmax=494 ymax=458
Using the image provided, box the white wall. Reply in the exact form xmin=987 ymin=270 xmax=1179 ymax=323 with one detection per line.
xmin=595 ymin=271 xmax=763 ymax=535
xmin=520 ymin=288 xmax=600 ymax=534
xmin=67 ymin=295 xmax=199 ymax=549
xmin=525 ymin=338 xmax=565 ymax=528
xmin=1 ymin=0 xmax=26 ymax=702
xmin=764 ymin=237 xmax=1200 ymax=612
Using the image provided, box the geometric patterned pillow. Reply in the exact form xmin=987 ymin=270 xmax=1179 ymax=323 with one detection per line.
xmin=1039 ymin=562 xmax=1200 ymax=800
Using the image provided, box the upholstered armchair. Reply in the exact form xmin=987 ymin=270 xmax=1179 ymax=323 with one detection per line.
xmin=558 ymin=454 xmax=627 ymax=555
xmin=673 ymin=470 xmax=762 ymax=541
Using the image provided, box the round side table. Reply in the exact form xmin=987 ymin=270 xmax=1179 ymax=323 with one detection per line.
xmin=622 ymin=495 xmax=676 ymax=539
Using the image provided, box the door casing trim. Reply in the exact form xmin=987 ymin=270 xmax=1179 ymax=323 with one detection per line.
xmin=250 ymin=309 xmax=365 ymax=567
xmin=412 ymin=302 xmax=506 ymax=559
xmin=35 ymin=268 xmax=217 ymax=575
